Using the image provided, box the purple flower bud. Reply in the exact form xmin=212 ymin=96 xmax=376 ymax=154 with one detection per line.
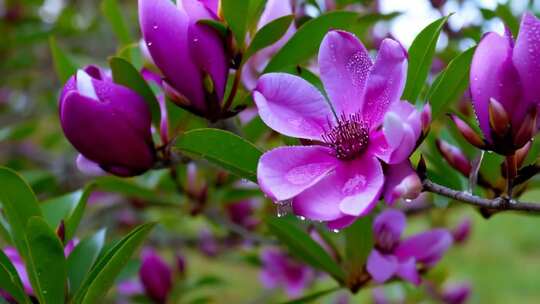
xmin=226 ymin=200 xmax=259 ymax=230
xmin=452 ymin=218 xmax=472 ymax=244
xmin=139 ymin=0 xmax=229 ymax=117
xmin=421 ymin=103 xmax=432 ymax=134
xmin=373 ymin=209 xmax=406 ymax=252
xmin=198 ymin=228 xmax=219 ymax=257
xmin=441 ymin=282 xmax=472 ymax=304
xmin=436 ymin=140 xmax=472 ymax=177
xmin=449 ymin=114 xmax=485 ymax=149
xmin=470 ymin=13 xmax=540 ymax=152
xmin=139 ymin=249 xmax=173 ymax=303
xmin=176 ymin=253 xmax=187 ymax=277
xmin=59 ymin=66 xmax=155 ymax=177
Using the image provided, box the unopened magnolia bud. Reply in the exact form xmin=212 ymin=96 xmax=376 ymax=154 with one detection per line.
xmin=449 ymin=114 xmax=485 ymax=149
xmin=513 ymin=107 xmax=537 ymax=149
xmin=421 ymin=103 xmax=432 ymax=134
xmin=488 ymin=98 xmax=510 ymax=137
xmin=436 ymin=140 xmax=471 ymax=177
xmin=452 ymin=218 xmax=472 ymax=244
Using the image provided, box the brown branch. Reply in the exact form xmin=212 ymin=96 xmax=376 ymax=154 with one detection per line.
xmin=423 ymin=179 xmax=540 ymax=213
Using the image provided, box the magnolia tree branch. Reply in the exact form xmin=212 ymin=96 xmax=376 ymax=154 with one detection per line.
xmin=423 ymin=179 xmax=540 ymax=213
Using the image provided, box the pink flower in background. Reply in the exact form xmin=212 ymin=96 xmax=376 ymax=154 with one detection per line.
xmin=226 ymin=200 xmax=259 ymax=230
xmin=242 ymin=0 xmax=296 ymax=89
xmin=254 ymin=30 xmax=425 ymax=229
xmin=259 ymin=248 xmax=315 ymax=297
xmin=367 ymin=209 xmax=453 ymax=285
xmin=441 ymin=282 xmax=471 ymax=304
xmin=139 ymin=248 xmax=173 ymax=304
xmin=452 ymin=217 xmax=472 ymax=244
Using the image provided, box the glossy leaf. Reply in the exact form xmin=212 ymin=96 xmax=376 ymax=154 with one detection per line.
xmin=244 ymin=15 xmax=294 ymax=62
xmin=427 ymin=46 xmax=475 ymax=119
xmin=24 ymin=217 xmax=67 ymax=304
xmin=221 ymin=0 xmax=250 ymax=48
xmin=0 ymin=250 xmax=30 ymax=304
xmin=101 ymin=0 xmax=133 ymax=46
xmin=266 ymin=217 xmax=345 ymax=283
xmin=109 ymin=56 xmax=161 ymax=125
xmin=40 ymin=183 xmax=96 ymax=241
xmin=0 ymin=167 xmax=42 ymax=260
xmin=67 ymin=229 xmax=107 ymax=296
xmin=49 ymin=36 xmax=77 ymax=83
xmin=344 ymin=216 xmax=373 ymax=274
xmin=175 ymin=128 xmax=262 ymax=183
xmin=73 ymin=223 xmax=155 ymax=304
xmin=402 ymin=15 xmax=450 ymax=103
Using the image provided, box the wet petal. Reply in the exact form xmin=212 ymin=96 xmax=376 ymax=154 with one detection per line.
xmin=326 ymin=215 xmax=357 ymax=230
xmin=363 ymin=38 xmax=408 ymax=128
xmin=395 ymin=229 xmax=453 ymax=267
xmin=367 ymin=249 xmax=398 ymax=283
xmin=319 ymin=30 xmax=372 ymax=115
xmin=254 ymin=73 xmax=333 ymax=140
xmin=139 ymin=0 xmax=205 ymax=110
xmin=382 ymin=161 xmax=421 ymax=205
xmin=293 ymin=154 xmax=383 ymax=221
xmin=257 ymin=146 xmax=338 ymax=201
xmin=470 ymin=31 xmax=522 ymax=142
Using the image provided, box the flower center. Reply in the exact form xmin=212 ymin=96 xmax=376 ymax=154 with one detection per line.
xmin=322 ymin=113 xmax=369 ymax=160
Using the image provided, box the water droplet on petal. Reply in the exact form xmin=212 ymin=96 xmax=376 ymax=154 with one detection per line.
xmin=332 ymin=229 xmax=340 ymax=233
xmin=297 ymin=216 xmax=306 ymax=221
xmin=341 ymin=174 xmax=366 ymax=195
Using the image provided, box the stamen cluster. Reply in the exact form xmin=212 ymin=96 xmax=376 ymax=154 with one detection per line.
xmin=322 ymin=113 xmax=369 ymax=160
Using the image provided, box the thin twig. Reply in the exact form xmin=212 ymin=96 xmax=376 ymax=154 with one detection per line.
xmin=423 ymin=179 xmax=540 ymax=213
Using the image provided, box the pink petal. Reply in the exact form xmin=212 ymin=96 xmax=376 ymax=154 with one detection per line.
xmin=395 ymin=229 xmax=453 ymax=267
xmin=382 ymin=161 xmax=421 ymax=205
xmin=470 ymin=30 xmax=522 ymax=142
xmin=253 ymin=73 xmax=333 ymax=140
xmin=512 ymin=12 xmax=540 ymax=127
xmin=76 ymin=154 xmax=106 ymax=176
xmin=396 ymin=258 xmax=421 ymax=285
xmin=362 ymin=39 xmax=408 ymax=128
xmin=292 ymin=154 xmax=383 ymax=221
xmin=367 ymin=249 xmax=398 ymax=283
xmin=319 ymin=30 xmax=372 ymax=116
xmin=257 ymin=146 xmax=338 ymax=201
xmin=373 ymin=209 xmax=406 ymax=249
xmin=326 ymin=215 xmax=358 ymax=230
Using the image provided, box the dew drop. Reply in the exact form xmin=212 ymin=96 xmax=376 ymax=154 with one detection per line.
xmin=404 ymin=198 xmax=413 ymax=203
xmin=297 ymin=216 xmax=306 ymax=221
xmin=147 ymin=42 xmax=153 ymax=47
xmin=153 ymin=25 xmax=158 ymax=30
xmin=332 ymin=229 xmax=340 ymax=233
xmin=341 ymin=174 xmax=366 ymax=195
xmin=276 ymin=200 xmax=292 ymax=218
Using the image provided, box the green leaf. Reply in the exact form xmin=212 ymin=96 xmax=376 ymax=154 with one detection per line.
xmin=0 ymin=167 xmax=42 ymax=260
xmin=427 ymin=46 xmax=475 ymax=119
xmin=221 ymin=0 xmax=250 ymax=48
xmin=73 ymin=223 xmax=155 ymax=303
xmin=109 ymin=56 xmax=161 ymax=125
xmin=0 ymin=250 xmax=30 ymax=304
xmin=244 ymin=15 xmax=294 ymax=61
xmin=67 ymin=229 xmax=107 ymax=296
xmin=175 ymin=128 xmax=262 ymax=183
xmin=266 ymin=217 xmax=346 ymax=283
xmin=344 ymin=216 xmax=373 ymax=273
xmin=24 ymin=217 xmax=67 ymax=304
xmin=402 ymin=15 xmax=450 ymax=103
xmin=495 ymin=4 xmax=519 ymax=36
xmin=281 ymin=286 xmax=342 ymax=304
xmin=40 ymin=184 xmax=96 ymax=241
xmin=198 ymin=19 xmax=229 ymax=39
xmin=264 ymin=11 xmax=372 ymax=73
xmin=247 ymin=0 xmax=267 ymax=34
xmin=101 ymin=0 xmax=133 ymax=46
xmin=49 ymin=36 xmax=77 ymax=83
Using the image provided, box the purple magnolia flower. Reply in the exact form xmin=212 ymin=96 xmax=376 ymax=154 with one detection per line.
xmin=259 ymin=248 xmax=315 ymax=297
xmin=139 ymin=248 xmax=173 ymax=304
xmin=441 ymin=282 xmax=471 ymax=304
xmin=242 ymin=0 xmax=296 ymax=89
xmin=366 ymin=209 xmax=453 ymax=285
xmin=254 ymin=30 xmax=426 ymax=229
xmin=468 ymin=13 xmax=540 ymax=153
xmin=139 ymin=0 xmax=229 ymax=120
xmin=59 ymin=65 xmax=155 ymax=177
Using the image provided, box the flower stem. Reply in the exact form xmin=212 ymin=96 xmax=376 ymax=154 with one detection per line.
xmin=505 ymin=153 xmax=517 ymax=199
xmin=222 ymin=68 xmax=242 ymax=113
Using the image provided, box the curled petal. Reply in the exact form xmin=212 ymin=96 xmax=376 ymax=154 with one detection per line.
xmin=293 ymin=154 xmax=383 ymax=221
xmin=254 ymin=73 xmax=333 ymax=140
xmin=373 ymin=209 xmax=406 ymax=250
xmin=396 ymin=258 xmax=421 ymax=285
xmin=319 ymin=30 xmax=372 ymax=116
xmin=363 ymin=38 xmax=408 ymax=128
xmin=257 ymin=145 xmax=338 ymax=201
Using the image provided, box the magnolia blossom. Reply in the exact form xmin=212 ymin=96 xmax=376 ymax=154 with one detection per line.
xmin=139 ymin=248 xmax=173 ymax=303
xmin=59 ymin=65 xmax=155 ymax=177
xmin=259 ymin=248 xmax=315 ymax=297
xmin=466 ymin=13 xmax=540 ymax=153
xmin=254 ymin=30 xmax=425 ymax=229
xmin=242 ymin=0 xmax=296 ymax=89
xmin=139 ymin=0 xmax=229 ymax=119
xmin=367 ymin=209 xmax=453 ymax=285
